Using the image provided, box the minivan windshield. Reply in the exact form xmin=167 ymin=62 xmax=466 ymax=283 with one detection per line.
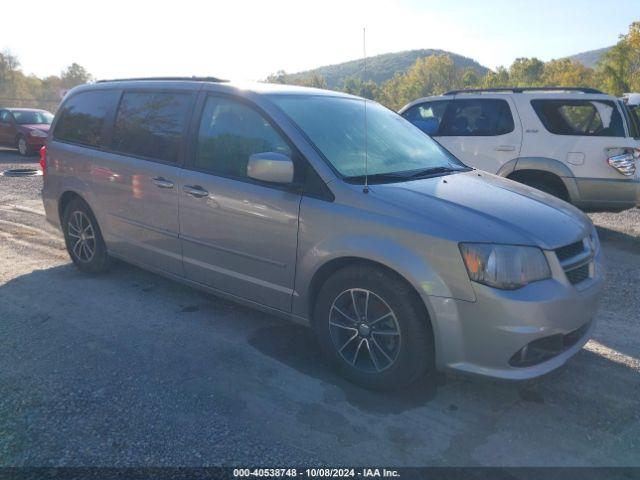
xmin=271 ymin=95 xmax=468 ymax=181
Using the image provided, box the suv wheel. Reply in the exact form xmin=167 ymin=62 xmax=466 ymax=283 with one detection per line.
xmin=313 ymin=265 xmax=432 ymax=390
xmin=16 ymin=136 xmax=29 ymax=157
xmin=62 ymin=199 xmax=111 ymax=273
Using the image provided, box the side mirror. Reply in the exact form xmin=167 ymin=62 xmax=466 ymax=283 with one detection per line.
xmin=247 ymin=152 xmax=294 ymax=184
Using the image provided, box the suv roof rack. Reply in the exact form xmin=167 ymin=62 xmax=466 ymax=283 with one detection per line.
xmin=96 ymin=76 xmax=228 ymax=83
xmin=444 ymin=87 xmax=603 ymax=95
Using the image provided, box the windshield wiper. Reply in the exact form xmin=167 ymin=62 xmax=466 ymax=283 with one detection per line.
xmin=344 ymin=166 xmax=468 ymax=185
xmin=402 ymin=166 xmax=467 ymax=179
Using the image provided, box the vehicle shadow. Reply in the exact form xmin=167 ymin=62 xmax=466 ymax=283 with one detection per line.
xmin=247 ymin=323 xmax=440 ymax=414
xmin=0 ymin=147 xmax=38 ymax=165
xmin=596 ymin=225 xmax=640 ymax=254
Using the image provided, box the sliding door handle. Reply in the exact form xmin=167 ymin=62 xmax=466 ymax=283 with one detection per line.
xmin=183 ymin=185 xmax=209 ymax=198
xmin=151 ymin=177 xmax=174 ymax=189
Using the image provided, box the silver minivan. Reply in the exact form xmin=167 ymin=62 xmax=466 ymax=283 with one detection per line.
xmin=42 ymin=78 xmax=603 ymax=390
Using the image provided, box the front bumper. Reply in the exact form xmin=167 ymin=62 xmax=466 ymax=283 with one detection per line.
xmin=427 ymin=250 xmax=604 ymax=380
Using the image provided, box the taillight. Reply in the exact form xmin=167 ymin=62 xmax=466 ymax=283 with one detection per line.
xmin=39 ymin=146 xmax=46 ymax=172
xmin=607 ymin=148 xmax=636 ymax=176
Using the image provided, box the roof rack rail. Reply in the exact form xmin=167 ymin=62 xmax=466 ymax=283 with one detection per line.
xmin=443 ymin=87 xmax=603 ymax=95
xmin=96 ymin=76 xmax=228 ymax=83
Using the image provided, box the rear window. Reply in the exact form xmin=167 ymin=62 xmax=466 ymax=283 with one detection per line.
xmin=111 ymin=92 xmax=192 ymax=163
xmin=531 ymin=99 xmax=625 ymax=137
xmin=53 ymin=90 xmax=119 ymax=147
xmin=621 ymin=102 xmax=640 ymax=138
xmin=440 ymin=99 xmax=514 ymax=136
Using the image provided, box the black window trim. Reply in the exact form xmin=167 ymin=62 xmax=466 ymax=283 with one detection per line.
xmin=530 ymin=98 xmax=626 ymax=138
xmin=183 ymin=90 xmax=312 ymax=195
xmin=438 ymin=98 xmax=515 ymax=137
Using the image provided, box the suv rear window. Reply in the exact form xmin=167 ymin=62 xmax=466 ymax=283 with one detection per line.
xmin=531 ymin=99 xmax=625 ymax=137
xmin=53 ymin=90 xmax=119 ymax=147
xmin=111 ymin=92 xmax=192 ymax=163
xmin=440 ymin=99 xmax=514 ymax=136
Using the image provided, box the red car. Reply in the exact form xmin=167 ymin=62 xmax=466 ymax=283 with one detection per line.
xmin=0 ymin=108 xmax=53 ymax=156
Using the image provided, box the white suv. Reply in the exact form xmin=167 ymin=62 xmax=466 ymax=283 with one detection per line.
xmin=399 ymin=87 xmax=640 ymax=212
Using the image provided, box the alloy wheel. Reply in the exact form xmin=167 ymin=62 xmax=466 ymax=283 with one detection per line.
xmin=328 ymin=288 xmax=401 ymax=373
xmin=67 ymin=211 xmax=96 ymax=263
xmin=17 ymin=138 xmax=27 ymax=156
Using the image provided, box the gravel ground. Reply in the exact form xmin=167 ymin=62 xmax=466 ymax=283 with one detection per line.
xmin=1 ymin=147 xmax=639 ymax=467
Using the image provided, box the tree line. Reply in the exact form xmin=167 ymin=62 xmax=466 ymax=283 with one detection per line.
xmin=268 ymin=21 xmax=640 ymax=110
xmin=0 ymin=51 xmax=92 ymax=112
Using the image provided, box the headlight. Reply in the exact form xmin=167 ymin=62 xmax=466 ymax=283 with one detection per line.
xmin=30 ymin=130 xmax=47 ymax=138
xmin=459 ymin=243 xmax=551 ymax=290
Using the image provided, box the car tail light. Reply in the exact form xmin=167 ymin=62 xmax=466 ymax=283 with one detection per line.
xmin=607 ymin=149 xmax=636 ymax=176
xmin=39 ymin=146 xmax=47 ymax=174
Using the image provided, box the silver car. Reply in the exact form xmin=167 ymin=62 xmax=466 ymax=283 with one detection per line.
xmin=41 ymin=78 xmax=603 ymax=390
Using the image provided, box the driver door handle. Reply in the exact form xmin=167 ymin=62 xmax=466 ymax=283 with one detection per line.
xmin=183 ymin=185 xmax=209 ymax=198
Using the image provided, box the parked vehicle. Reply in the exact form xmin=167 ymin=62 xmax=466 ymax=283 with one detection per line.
xmin=0 ymin=108 xmax=53 ymax=156
xmin=400 ymin=87 xmax=640 ymax=212
xmin=42 ymin=78 xmax=603 ymax=389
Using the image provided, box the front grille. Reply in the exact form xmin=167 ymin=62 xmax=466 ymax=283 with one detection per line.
xmin=555 ymin=241 xmax=584 ymax=261
xmin=555 ymin=238 xmax=593 ymax=286
xmin=566 ymin=264 xmax=590 ymax=285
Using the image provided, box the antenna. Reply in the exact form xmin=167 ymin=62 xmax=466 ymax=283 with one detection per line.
xmin=363 ymin=27 xmax=369 ymax=194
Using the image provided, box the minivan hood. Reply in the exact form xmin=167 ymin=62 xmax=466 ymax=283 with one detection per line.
xmin=372 ymin=171 xmax=591 ymax=250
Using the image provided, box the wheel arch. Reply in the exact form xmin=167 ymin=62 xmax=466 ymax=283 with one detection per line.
xmin=305 ymin=256 xmax=436 ymax=336
xmin=505 ymin=157 xmax=580 ymax=203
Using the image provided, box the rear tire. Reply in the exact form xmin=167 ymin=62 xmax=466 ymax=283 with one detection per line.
xmin=313 ymin=265 xmax=432 ymax=390
xmin=62 ymin=198 xmax=111 ymax=273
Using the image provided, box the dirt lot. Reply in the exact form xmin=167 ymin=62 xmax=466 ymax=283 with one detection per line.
xmin=1 ymin=147 xmax=639 ymax=467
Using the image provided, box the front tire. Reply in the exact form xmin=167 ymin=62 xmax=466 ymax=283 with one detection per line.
xmin=313 ymin=265 xmax=433 ymax=390
xmin=16 ymin=135 xmax=29 ymax=157
xmin=62 ymin=198 xmax=111 ymax=273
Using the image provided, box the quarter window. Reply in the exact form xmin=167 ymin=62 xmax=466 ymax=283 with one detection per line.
xmin=401 ymin=101 xmax=449 ymax=135
xmin=440 ymin=99 xmax=514 ymax=136
xmin=195 ymin=96 xmax=291 ymax=179
xmin=53 ymin=90 xmax=119 ymax=147
xmin=531 ymin=99 xmax=625 ymax=137
xmin=111 ymin=92 xmax=192 ymax=163
xmin=0 ymin=111 xmax=11 ymax=123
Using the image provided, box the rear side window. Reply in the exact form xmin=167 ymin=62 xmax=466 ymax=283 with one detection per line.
xmin=0 ymin=110 xmax=12 ymax=123
xmin=111 ymin=92 xmax=192 ymax=163
xmin=620 ymin=101 xmax=640 ymax=138
xmin=53 ymin=90 xmax=119 ymax=147
xmin=531 ymin=99 xmax=625 ymax=137
xmin=401 ymin=101 xmax=449 ymax=135
xmin=195 ymin=96 xmax=291 ymax=179
xmin=440 ymin=99 xmax=514 ymax=136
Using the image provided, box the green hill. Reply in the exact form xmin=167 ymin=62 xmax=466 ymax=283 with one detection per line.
xmin=280 ymin=49 xmax=489 ymax=88
xmin=565 ymin=46 xmax=612 ymax=68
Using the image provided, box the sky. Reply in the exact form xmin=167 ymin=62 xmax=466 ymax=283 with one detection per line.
xmin=2 ymin=0 xmax=637 ymax=81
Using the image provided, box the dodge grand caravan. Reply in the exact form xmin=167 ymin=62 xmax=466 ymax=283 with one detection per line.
xmin=42 ymin=78 xmax=603 ymax=390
